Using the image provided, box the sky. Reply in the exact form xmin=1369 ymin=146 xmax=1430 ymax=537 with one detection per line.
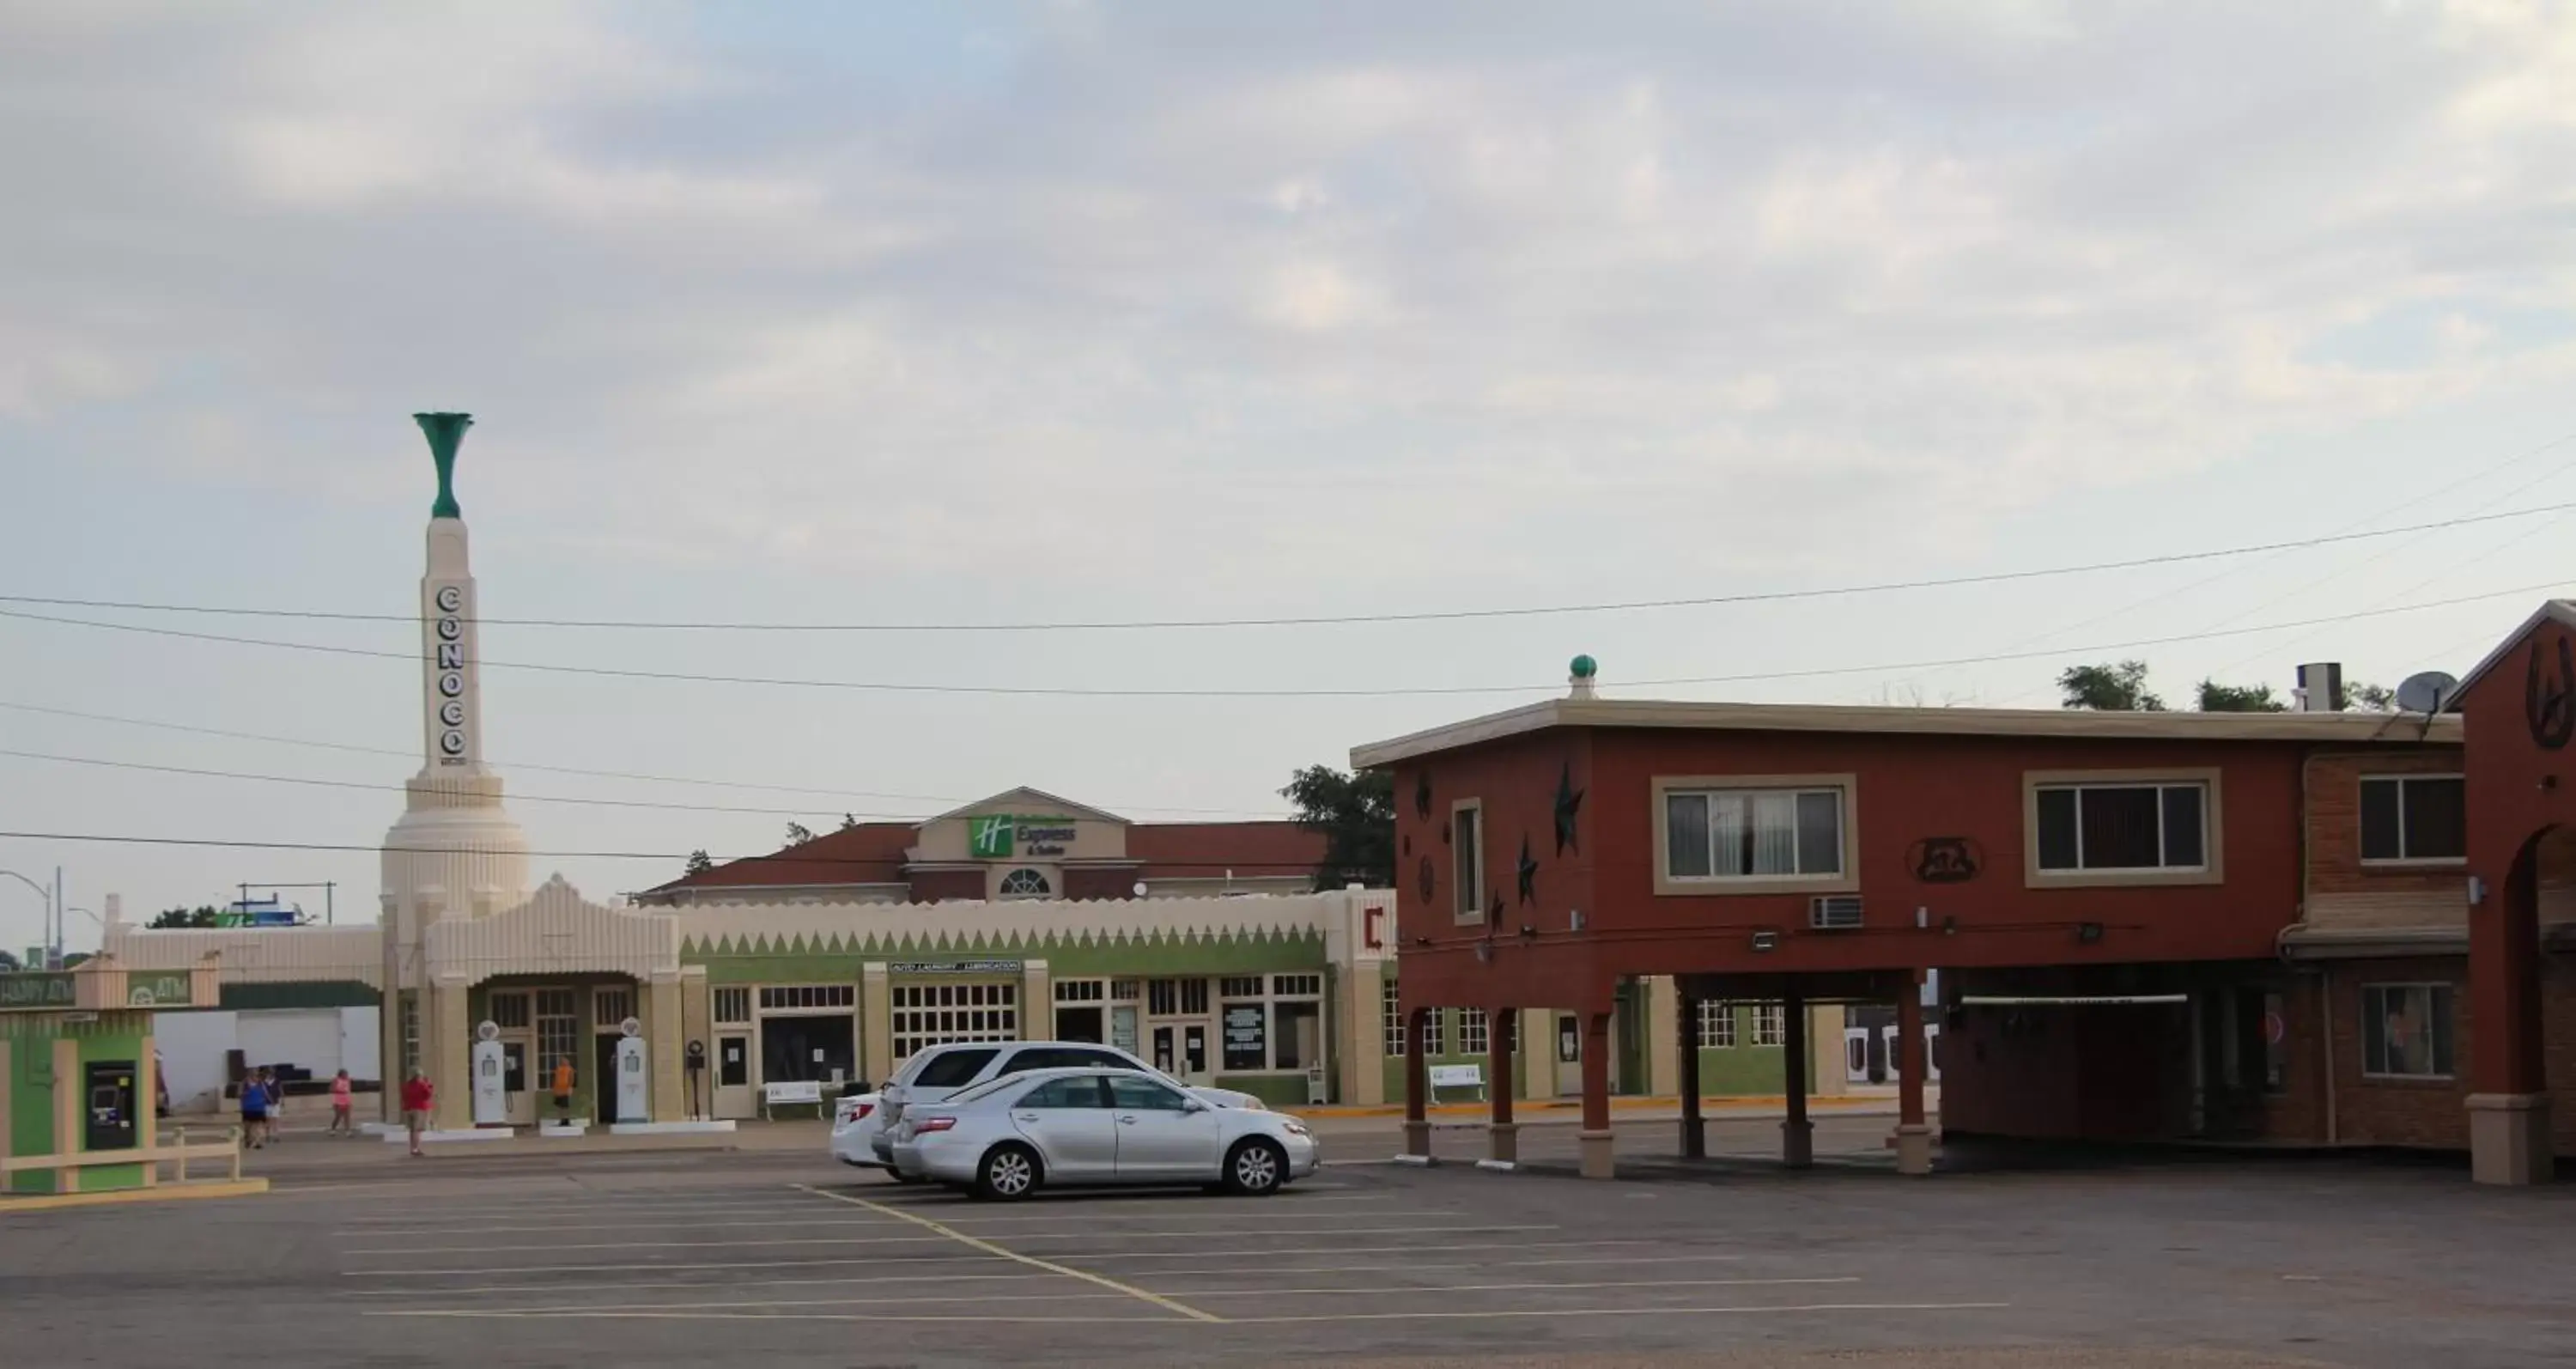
xmin=3 ymin=0 xmax=2573 ymax=947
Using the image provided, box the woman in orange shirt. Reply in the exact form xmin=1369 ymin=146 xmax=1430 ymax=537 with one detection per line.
xmin=551 ymin=1056 xmax=574 ymax=1123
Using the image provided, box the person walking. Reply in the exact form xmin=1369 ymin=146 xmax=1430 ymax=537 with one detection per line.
xmin=263 ymin=1069 xmax=286 ymax=1142
xmin=400 ymin=1069 xmax=434 ymax=1158
xmin=238 ymin=1068 xmax=268 ymax=1149
xmin=328 ymin=1069 xmax=355 ymax=1137
xmin=550 ymin=1056 xmax=575 ymax=1124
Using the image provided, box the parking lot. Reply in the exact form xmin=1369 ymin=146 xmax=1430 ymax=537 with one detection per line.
xmin=3 ymin=1129 xmax=2573 ymax=1368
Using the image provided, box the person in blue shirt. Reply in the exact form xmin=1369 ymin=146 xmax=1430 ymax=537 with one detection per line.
xmin=239 ymin=1068 xmax=269 ymax=1149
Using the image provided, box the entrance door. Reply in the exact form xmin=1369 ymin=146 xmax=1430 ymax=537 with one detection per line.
xmin=1553 ymin=1013 xmax=1583 ymax=1096
xmin=595 ymin=1033 xmax=619 ymax=1124
xmin=501 ymin=1040 xmax=532 ymax=1124
xmin=713 ymin=1033 xmax=752 ymax=1118
xmin=1146 ymin=1022 xmax=1212 ymax=1085
xmin=1055 ymin=1006 xmax=1105 ymax=1043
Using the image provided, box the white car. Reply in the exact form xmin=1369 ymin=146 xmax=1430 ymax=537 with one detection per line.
xmin=841 ymin=1039 xmax=1262 ymax=1175
xmin=888 ymin=1066 xmax=1317 ymax=1200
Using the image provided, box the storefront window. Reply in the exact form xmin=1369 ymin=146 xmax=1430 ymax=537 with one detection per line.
xmin=2362 ymin=983 xmax=2454 ymax=1078
xmin=1216 ymin=974 xmax=1324 ymax=1071
xmin=1222 ymin=1000 xmax=1267 ymax=1070
xmin=1273 ymin=1001 xmax=1321 ymax=1070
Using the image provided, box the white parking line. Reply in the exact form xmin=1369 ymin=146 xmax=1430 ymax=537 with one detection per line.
xmin=793 ymin=1184 xmax=1220 ymax=1324
xmin=343 ymin=1204 xmax=1455 ymax=1238
xmin=371 ymin=1310 xmax=1175 ymax=1324
xmin=383 ymin=1276 xmax=1859 ymax=1317
xmin=342 ymin=1222 xmax=1550 ymax=1257
xmin=343 ymin=1237 xmax=1675 ymax=1278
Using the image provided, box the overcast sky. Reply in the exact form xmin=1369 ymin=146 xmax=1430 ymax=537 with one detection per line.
xmin=3 ymin=1 xmax=2573 ymax=942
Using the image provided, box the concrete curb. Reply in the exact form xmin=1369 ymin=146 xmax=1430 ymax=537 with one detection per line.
xmin=0 ymin=1178 xmax=270 ymax=1213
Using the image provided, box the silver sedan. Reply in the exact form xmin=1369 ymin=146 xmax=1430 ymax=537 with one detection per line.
xmin=888 ymin=1066 xmax=1319 ymax=1201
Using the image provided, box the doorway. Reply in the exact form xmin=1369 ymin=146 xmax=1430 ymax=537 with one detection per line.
xmin=594 ymin=1033 xmax=620 ymax=1124
xmin=1553 ymin=1012 xmax=1583 ymax=1096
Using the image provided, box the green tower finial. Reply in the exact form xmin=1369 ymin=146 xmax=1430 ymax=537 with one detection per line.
xmin=414 ymin=412 xmax=473 ymax=519
xmin=1571 ymin=654 xmax=1598 ymax=679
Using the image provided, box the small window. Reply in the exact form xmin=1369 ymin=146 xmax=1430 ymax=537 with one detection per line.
xmin=2362 ymin=984 xmax=2455 ymax=1079
xmin=2360 ymin=776 xmax=2466 ymax=863
xmin=1664 ymin=788 xmax=1844 ymax=881
xmin=1454 ymin=802 xmax=1484 ymax=922
xmin=1458 ymin=1007 xmax=1490 ymax=1056
xmin=1107 ymin=1075 xmax=1190 ymax=1111
xmin=1696 ymin=1000 xmax=1735 ymax=1050
xmin=998 ymin=867 xmax=1052 ymax=898
xmin=2036 ymin=782 xmax=2208 ymax=872
xmin=909 ymin=1047 xmax=1000 ymax=1090
xmin=1751 ymin=1002 xmax=1785 ymax=1048
xmin=1382 ymin=980 xmax=1404 ymax=1057
xmin=712 ymin=988 xmax=750 ymax=1025
xmin=1422 ymin=1007 xmax=1446 ymax=1056
xmin=1021 ymin=1076 xmax=1109 ymax=1109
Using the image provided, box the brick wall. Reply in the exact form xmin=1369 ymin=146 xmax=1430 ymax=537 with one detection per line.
xmin=2322 ymin=955 xmax=2472 ymax=1149
xmin=2302 ymin=750 xmax=2467 ymax=929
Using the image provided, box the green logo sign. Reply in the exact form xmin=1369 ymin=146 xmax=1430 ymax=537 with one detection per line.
xmin=968 ymin=816 xmax=1014 ymax=859
xmin=0 ymin=972 xmax=76 ymax=1010
xmin=127 ymin=973 xmax=191 ymax=1007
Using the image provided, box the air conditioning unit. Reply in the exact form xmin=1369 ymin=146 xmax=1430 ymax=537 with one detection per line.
xmin=1809 ymin=895 xmax=1864 ymax=930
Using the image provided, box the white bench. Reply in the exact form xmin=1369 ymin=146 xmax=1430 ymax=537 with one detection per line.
xmin=1427 ymin=1062 xmax=1485 ymax=1102
xmin=761 ymin=1080 xmax=827 ymax=1120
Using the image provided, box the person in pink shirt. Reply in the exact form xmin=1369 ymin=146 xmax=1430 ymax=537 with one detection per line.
xmin=327 ymin=1069 xmax=355 ymax=1137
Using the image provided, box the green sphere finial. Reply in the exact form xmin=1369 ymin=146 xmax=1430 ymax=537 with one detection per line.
xmin=1571 ymin=654 xmax=1597 ymax=678
xmin=415 ymin=412 xmax=473 ymax=519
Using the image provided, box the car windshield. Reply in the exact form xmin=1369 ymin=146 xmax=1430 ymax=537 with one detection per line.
xmin=907 ymin=1048 xmax=1000 ymax=1090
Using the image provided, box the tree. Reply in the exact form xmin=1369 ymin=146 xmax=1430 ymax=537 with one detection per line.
xmin=838 ymin=812 xmax=860 ymax=831
xmin=2344 ymin=681 xmax=2397 ymax=712
xmin=683 ymin=849 xmax=714 ymax=877
xmin=1280 ymin=764 xmax=1395 ymax=890
xmin=782 ymin=822 xmax=815 ymax=847
xmin=2057 ymin=660 xmax=2165 ymax=711
xmin=2196 ymin=679 xmax=2288 ymax=713
xmin=149 ymin=905 xmax=222 ymax=929
xmin=0 ymin=948 xmax=19 ymax=972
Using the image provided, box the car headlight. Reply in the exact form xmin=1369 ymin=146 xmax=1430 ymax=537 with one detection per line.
xmin=1279 ymin=1119 xmax=1309 ymax=1136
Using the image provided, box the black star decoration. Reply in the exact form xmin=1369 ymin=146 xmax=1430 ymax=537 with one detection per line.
xmin=1516 ymin=835 xmax=1539 ymax=905
xmin=1552 ymin=761 xmax=1585 ymax=856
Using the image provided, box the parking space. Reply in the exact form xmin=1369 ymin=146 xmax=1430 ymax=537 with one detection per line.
xmin=5 ymin=1144 xmax=2576 ymax=1366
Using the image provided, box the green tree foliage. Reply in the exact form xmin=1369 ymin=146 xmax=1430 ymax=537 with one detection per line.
xmin=149 ymin=904 xmax=223 ymax=929
xmin=838 ymin=812 xmax=860 ymax=831
xmin=2345 ymin=681 xmax=2397 ymax=711
xmin=782 ymin=822 xmax=815 ymax=847
xmin=2057 ymin=660 xmax=2165 ymax=711
xmin=1280 ymin=764 xmax=1395 ymax=890
xmin=2195 ymin=679 xmax=2288 ymax=712
xmin=683 ymin=849 xmax=714 ymax=877
xmin=0 ymin=948 xmax=19 ymax=972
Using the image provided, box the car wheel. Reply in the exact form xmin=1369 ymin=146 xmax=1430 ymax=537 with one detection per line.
xmin=976 ymin=1143 xmax=1042 ymax=1202
xmin=1224 ymin=1138 xmax=1287 ymax=1196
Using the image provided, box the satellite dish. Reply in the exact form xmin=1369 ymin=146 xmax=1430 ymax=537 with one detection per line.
xmin=2396 ymin=670 xmax=2459 ymax=714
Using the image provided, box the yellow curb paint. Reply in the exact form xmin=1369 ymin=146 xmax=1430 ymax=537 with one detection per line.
xmin=0 ymin=1178 xmax=268 ymax=1214
xmin=792 ymin=1183 xmax=1223 ymax=1324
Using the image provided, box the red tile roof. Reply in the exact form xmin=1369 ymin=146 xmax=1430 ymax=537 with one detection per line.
xmin=645 ymin=822 xmax=914 ymax=894
xmin=640 ymin=818 xmax=1328 ymax=897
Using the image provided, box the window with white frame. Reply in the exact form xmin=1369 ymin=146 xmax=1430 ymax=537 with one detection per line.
xmin=1453 ymin=800 xmax=1485 ymax=922
xmin=2360 ymin=776 xmax=2466 ymax=863
xmin=1696 ymin=1000 xmax=1736 ymax=1049
xmin=593 ymin=988 xmax=633 ymax=1028
xmin=1664 ymin=786 xmax=1844 ymax=881
xmin=890 ymin=981 xmax=1019 ymax=1063
xmin=1751 ymin=1002 xmax=1785 ymax=1047
xmin=1146 ymin=977 xmax=1210 ymax=1016
xmin=535 ymin=989 xmax=578 ymax=1078
xmin=398 ymin=993 xmax=420 ymax=1079
xmin=1219 ymin=972 xmax=1325 ymax=1071
xmin=2361 ymin=983 xmax=2454 ymax=1079
xmin=1459 ymin=1007 xmax=1489 ymax=1056
xmin=997 ymin=867 xmax=1052 ymax=898
xmin=713 ymin=987 xmax=751 ymax=1024
xmin=2036 ymin=782 xmax=2207 ymax=872
xmin=1423 ymin=1007 xmax=1447 ymax=1056
xmin=1054 ymin=979 xmax=1105 ymax=1003
xmin=490 ymin=990 xmax=532 ymax=1031
xmin=1382 ymin=979 xmax=1404 ymax=1056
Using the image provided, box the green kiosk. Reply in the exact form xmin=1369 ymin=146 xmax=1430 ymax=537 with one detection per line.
xmin=2 ymin=956 xmax=217 ymax=1196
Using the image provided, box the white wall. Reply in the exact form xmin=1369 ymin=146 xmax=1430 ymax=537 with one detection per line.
xmin=149 ymin=1007 xmax=383 ymax=1113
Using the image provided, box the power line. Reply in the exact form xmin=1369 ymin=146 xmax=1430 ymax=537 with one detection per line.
xmin=3 ymin=582 xmax=2566 ymax=697
xmin=6 ymin=499 xmax=2575 ymax=633
xmin=0 ymin=700 xmax=1294 ymax=818
xmin=0 ymin=830 xmax=1319 ymax=873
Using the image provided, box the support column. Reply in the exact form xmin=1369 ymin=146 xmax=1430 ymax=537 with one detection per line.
xmin=860 ymin=963 xmax=892 ymax=1090
xmin=138 ymin=1039 xmax=159 ymax=1188
xmin=1894 ymin=977 xmax=1932 ymax=1175
xmin=1401 ymin=1007 xmax=1431 ymax=1159
xmin=1677 ymin=985 xmax=1704 ymax=1159
xmin=1645 ymin=976 xmax=1679 ymax=1097
xmin=1486 ymin=1004 xmax=1518 ymax=1166
xmin=431 ymin=975 xmax=472 ymax=1132
xmin=1344 ymin=959 xmax=1386 ymax=1106
xmin=2469 ymin=841 xmax=2551 ymax=1185
xmin=51 ymin=1037 xmax=78 ymax=1193
xmin=647 ymin=971 xmax=683 ymax=1124
xmin=1781 ymin=984 xmax=1813 ymax=1168
xmin=1578 ymin=1008 xmax=1615 ymax=1179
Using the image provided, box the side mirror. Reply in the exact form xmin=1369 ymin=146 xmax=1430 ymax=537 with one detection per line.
xmin=1182 ymin=1098 xmax=1209 ymax=1113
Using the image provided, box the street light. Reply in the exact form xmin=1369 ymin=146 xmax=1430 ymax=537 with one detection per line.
xmin=0 ymin=867 xmax=58 ymax=966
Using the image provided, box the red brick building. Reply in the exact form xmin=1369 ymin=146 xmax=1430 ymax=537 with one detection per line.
xmin=1352 ymin=611 xmax=2576 ymax=1186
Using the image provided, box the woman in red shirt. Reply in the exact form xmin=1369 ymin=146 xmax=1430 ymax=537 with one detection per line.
xmin=399 ymin=1070 xmax=434 ymax=1157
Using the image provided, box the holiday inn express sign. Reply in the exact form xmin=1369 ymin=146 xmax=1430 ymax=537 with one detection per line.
xmin=967 ymin=816 xmax=1081 ymax=860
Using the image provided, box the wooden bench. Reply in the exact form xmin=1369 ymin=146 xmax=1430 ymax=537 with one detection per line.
xmin=760 ymin=1080 xmax=827 ymax=1121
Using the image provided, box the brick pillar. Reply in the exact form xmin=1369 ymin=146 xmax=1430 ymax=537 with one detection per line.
xmin=647 ymin=971 xmax=683 ymax=1124
xmin=2468 ymin=836 xmax=2551 ymax=1184
xmin=1782 ymin=983 xmax=1813 ymax=1168
xmin=1486 ymin=1004 xmax=1517 ymax=1165
xmin=1401 ymin=1007 xmax=1431 ymax=1159
xmin=431 ymin=975 xmax=473 ymax=1131
xmin=1894 ymin=977 xmax=1932 ymax=1175
xmin=1578 ymin=1008 xmax=1614 ymax=1179
xmin=860 ymin=963 xmax=892 ymax=1090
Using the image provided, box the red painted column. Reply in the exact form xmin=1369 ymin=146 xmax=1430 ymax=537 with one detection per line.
xmin=1577 ymin=1008 xmax=1614 ymax=1178
xmin=1893 ymin=976 xmax=1933 ymax=1175
xmin=1781 ymin=984 xmax=1813 ymax=1169
xmin=1487 ymin=1006 xmax=1517 ymax=1165
xmin=1677 ymin=988 xmax=1704 ymax=1159
xmin=2467 ymin=842 xmax=2550 ymax=1184
xmin=1401 ymin=1007 xmax=1431 ymax=1159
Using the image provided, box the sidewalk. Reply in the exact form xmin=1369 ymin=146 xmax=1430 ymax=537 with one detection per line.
xmin=1289 ymin=1086 xmax=1925 ymax=1121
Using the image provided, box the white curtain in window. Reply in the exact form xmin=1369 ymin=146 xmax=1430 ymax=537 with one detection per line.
xmin=1751 ymin=792 xmax=1800 ymax=874
xmin=1710 ymin=794 xmax=1747 ymax=875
